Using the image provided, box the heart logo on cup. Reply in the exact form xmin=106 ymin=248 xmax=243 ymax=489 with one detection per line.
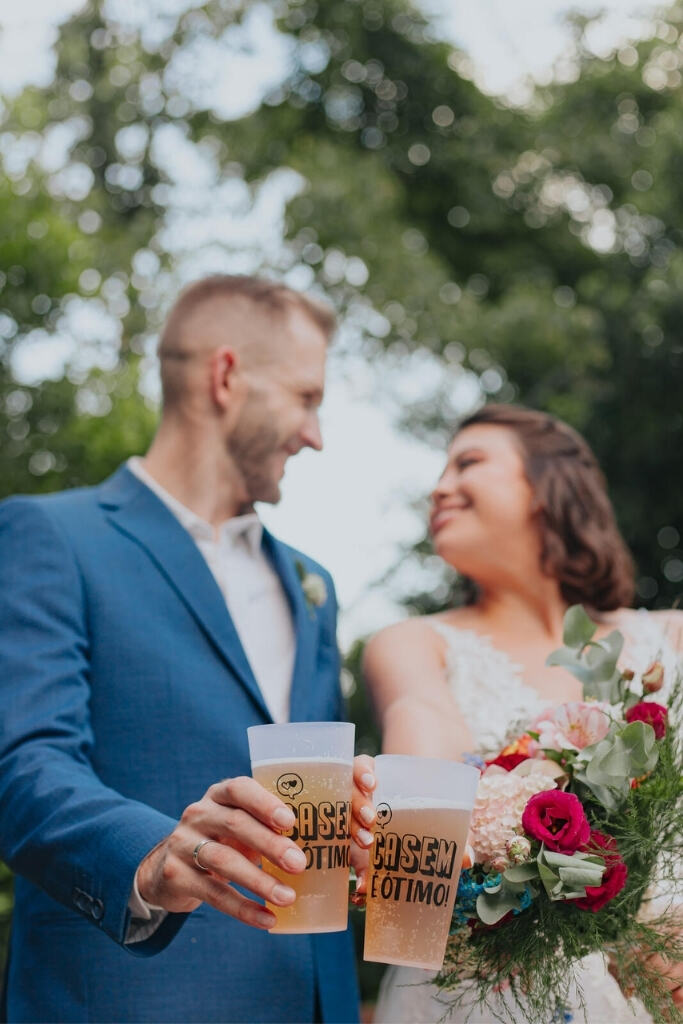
xmin=376 ymin=802 xmax=392 ymax=828
xmin=277 ymin=773 xmax=304 ymax=800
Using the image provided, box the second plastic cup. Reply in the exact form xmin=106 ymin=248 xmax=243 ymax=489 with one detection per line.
xmin=248 ymin=721 xmax=355 ymax=934
xmin=363 ymin=754 xmax=479 ymax=970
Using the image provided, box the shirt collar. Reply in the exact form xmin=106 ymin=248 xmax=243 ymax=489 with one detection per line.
xmin=127 ymin=457 xmax=263 ymax=556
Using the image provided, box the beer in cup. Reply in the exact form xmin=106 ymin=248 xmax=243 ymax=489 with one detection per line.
xmin=364 ymin=754 xmax=479 ymax=970
xmin=248 ymin=721 xmax=355 ymax=934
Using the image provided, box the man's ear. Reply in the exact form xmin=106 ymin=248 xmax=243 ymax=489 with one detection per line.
xmin=209 ymin=345 xmax=240 ymax=410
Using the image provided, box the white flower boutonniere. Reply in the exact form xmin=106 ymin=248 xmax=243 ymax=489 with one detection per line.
xmin=295 ymin=560 xmax=327 ymax=613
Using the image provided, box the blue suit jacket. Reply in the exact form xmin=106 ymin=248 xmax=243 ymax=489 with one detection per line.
xmin=0 ymin=466 xmax=360 ymax=1023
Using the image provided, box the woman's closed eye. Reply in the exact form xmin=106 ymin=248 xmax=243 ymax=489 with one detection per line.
xmin=456 ymin=456 xmax=481 ymax=471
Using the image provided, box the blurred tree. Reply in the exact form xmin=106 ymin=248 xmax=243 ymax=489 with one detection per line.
xmin=218 ymin=0 xmax=683 ymax=611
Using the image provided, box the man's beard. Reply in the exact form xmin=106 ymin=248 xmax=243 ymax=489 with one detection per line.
xmin=228 ymin=394 xmax=284 ymax=506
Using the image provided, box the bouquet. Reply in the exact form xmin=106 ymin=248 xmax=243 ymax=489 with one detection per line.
xmin=437 ymin=606 xmax=682 ymax=1024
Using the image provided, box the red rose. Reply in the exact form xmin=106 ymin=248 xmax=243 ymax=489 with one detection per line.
xmin=521 ymin=790 xmax=590 ymax=853
xmin=574 ymin=830 xmax=628 ymax=912
xmin=625 ymin=701 xmax=668 ymax=740
xmin=486 ymin=752 xmax=530 ymax=771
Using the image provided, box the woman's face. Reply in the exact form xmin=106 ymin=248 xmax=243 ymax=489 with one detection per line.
xmin=430 ymin=424 xmax=540 ymax=579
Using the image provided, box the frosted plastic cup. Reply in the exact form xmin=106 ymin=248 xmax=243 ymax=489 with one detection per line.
xmin=363 ymin=755 xmax=480 ymax=970
xmin=248 ymin=721 xmax=355 ymax=934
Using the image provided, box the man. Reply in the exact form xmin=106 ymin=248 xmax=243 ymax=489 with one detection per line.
xmin=0 ymin=276 xmax=373 ymax=1022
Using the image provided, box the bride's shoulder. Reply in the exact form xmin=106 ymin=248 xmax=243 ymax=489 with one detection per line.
xmin=363 ymin=616 xmax=449 ymax=679
xmin=365 ymin=616 xmax=444 ymax=653
xmin=646 ymin=608 xmax=683 ymax=653
xmin=607 ymin=606 xmax=683 ymax=654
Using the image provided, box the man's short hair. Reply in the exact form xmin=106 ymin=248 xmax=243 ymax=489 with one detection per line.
xmin=158 ymin=274 xmax=336 ymax=409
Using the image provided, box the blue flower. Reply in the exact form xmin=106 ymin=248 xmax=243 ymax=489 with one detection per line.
xmin=550 ymin=1005 xmax=573 ymax=1022
xmin=452 ymin=868 xmax=507 ymax=929
xmin=512 ymin=883 xmax=534 ymax=915
xmin=462 ymin=752 xmax=487 ymax=770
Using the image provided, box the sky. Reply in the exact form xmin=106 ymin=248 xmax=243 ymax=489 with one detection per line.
xmin=0 ymin=0 xmax=663 ymax=645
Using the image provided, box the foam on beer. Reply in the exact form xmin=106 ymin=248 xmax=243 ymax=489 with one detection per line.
xmin=250 ymin=756 xmax=353 ymax=767
xmin=378 ymin=796 xmax=470 ymax=811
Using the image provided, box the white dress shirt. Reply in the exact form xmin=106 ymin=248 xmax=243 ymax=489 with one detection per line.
xmin=124 ymin=456 xmax=296 ymax=940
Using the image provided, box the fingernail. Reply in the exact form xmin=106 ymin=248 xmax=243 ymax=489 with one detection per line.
xmin=361 ymin=772 xmax=376 ymax=790
xmin=360 ymin=805 xmax=375 ymax=826
xmin=358 ymin=828 xmax=374 ymax=847
xmin=272 ymin=884 xmax=296 ymax=905
xmin=256 ymin=910 xmax=276 ymax=929
xmin=273 ymin=807 xmax=295 ymax=829
xmin=283 ymin=847 xmax=307 ymax=871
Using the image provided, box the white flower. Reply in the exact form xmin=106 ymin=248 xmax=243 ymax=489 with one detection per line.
xmin=506 ymin=835 xmax=532 ymax=865
xmin=469 ymin=763 xmax=557 ymax=869
xmin=301 ymin=572 xmax=327 ymax=608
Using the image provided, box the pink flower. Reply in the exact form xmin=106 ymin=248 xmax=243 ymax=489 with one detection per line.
xmin=521 ymin=790 xmax=590 ymax=853
xmin=625 ymin=701 xmax=667 ymax=739
xmin=642 ymin=661 xmax=665 ymax=693
xmin=531 ymin=702 xmax=611 ymax=752
xmin=573 ymin=830 xmax=628 ymax=912
xmin=469 ymin=764 xmax=557 ymax=869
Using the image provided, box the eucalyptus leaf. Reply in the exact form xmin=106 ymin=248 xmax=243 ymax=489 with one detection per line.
xmin=476 ymin=886 xmax=522 ymax=925
xmin=481 ymin=878 xmax=502 ymax=895
xmin=504 ymin=863 xmax=539 ymax=883
xmin=537 ymin=859 xmax=561 ymax=897
xmin=542 ymin=851 xmax=602 ymax=870
xmin=582 ymin=721 xmax=658 ymax=785
xmin=538 ymin=850 xmax=604 ymax=900
xmin=619 ymin=720 xmax=658 ymax=774
xmin=562 ymin=605 xmax=597 ymax=649
xmin=557 ymin=864 xmax=603 ymax=888
xmin=585 ymin=630 xmax=624 ymax=669
xmin=573 ymin=720 xmax=658 ymax=810
xmin=572 ymin=774 xmax=622 ymax=811
xmin=551 ymin=889 xmax=588 ymax=901
xmin=582 ymin=670 xmax=623 ymax=704
xmin=546 ymin=648 xmax=597 ymax=683
xmin=542 ymin=748 xmax=565 ymax=765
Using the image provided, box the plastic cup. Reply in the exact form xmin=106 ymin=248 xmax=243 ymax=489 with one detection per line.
xmin=248 ymin=721 xmax=355 ymax=934
xmin=363 ymin=754 xmax=479 ymax=970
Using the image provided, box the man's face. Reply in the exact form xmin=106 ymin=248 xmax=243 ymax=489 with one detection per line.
xmin=228 ymin=308 xmax=327 ymax=506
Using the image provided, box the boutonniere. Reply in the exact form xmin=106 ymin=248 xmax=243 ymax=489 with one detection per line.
xmin=295 ymin=560 xmax=327 ymax=614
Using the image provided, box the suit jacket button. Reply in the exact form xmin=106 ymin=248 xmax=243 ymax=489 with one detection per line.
xmin=73 ymin=888 xmax=88 ymax=912
xmin=91 ymin=899 xmax=104 ymax=921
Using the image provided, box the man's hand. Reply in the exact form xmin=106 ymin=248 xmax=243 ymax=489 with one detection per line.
xmin=136 ymin=777 xmax=307 ymax=930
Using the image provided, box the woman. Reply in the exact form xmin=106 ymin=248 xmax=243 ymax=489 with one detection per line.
xmin=362 ymin=404 xmax=682 ymax=1023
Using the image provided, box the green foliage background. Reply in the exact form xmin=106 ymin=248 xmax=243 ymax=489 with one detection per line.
xmin=2 ymin=0 xmax=682 ymax=992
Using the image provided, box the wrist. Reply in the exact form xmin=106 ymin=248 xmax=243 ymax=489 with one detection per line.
xmin=136 ymin=839 xmax=166 ymax=905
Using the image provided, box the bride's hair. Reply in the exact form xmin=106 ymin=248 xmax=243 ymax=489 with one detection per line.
xmin=457 ymin=404 xmax=635 ymax=611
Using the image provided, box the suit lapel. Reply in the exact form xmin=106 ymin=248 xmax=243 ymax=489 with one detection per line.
xmin=98 ymin=467 xmax=272 ymax=721
xmin=262 ymin=530 xmax=319 ymax=723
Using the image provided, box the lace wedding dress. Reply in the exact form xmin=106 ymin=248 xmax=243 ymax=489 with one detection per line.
xmin=373 ymin=611 xmax=680 ymax=1024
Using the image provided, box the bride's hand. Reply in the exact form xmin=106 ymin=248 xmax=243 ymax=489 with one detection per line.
xmin=350 ymin=754 xmax=376 ymax=894
xmin=642 ymin=943 xmax=683 ymax=1011
xmin=609 ymin=926 xmax=683 ymax=1014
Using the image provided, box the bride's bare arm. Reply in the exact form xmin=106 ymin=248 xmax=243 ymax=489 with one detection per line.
xmin=363 ymin=619 xmax=475 ymax=760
